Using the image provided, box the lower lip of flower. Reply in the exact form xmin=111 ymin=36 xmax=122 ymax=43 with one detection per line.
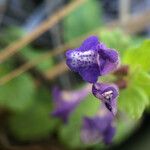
xmin=102 ymin=90 xmax=113 ymax=101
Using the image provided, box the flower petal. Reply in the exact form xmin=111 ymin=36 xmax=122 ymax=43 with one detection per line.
xmin=105 ymin=98 xmax=117 ymax=116
xmin=52 ymin=103 xmax=75 ymax=122
xmin=103 ymin=125 xmax=116 ymax=144
xmin=66 ymin=49 xmax=100 ymax=83
xmin=80 ymin=36 xmax=100 ymax=51
xmin=81 ymin=117 xmax=102 ymax=144
xmin=81 ymin=106 xmax=116 ymax=144
xmin=79 ymin=64 xmax=100 ymax=83
xmin=51 ymin=86 xmax=90 ymax=122
xmin=92 ymin=83 xmax=119 ymax=115
xmin=98 ymin=49 xmax=120 ymax=75
xmin=96 ymin=44 xmax=120 ymax=75
xmin=92 ymin=83 xmax=119 ymax=100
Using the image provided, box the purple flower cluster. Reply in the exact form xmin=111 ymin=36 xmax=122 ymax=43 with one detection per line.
xmin=52 ymin=85 xmax=91 ymax=122
xmin=66 ymin=36 xmax=119 ymax=83
xmin=81 ymin=105 xmax=116 ymax=144
xmin=66 ymin=36 xmax=120 ymax=114
xmin=52 ymin=36 xmax=120 ymax=145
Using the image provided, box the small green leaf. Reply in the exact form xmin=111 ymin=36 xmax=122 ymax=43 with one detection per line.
xmin=100 ymin=29 xmax=131 ymax=56
xmin=59 ymin=94 xmax=99 ymax=149
xmin=21 ymin=47 xmax=54 ymax=71
xmin=118 ymin=86 xmax=149 ymax=119
xmin=0 ymin=26 xmax=23 ymax=48
xmin=123 ymin=40 xmax=150 ymax=71
xmin=0 ymin=74 xmax=36 ymax=111
xmin=9 ymin=87 xmax=58 ymax=141
xmin=64 ymin=0 xmax=102 ymax=42
xmin=0 ymin=63 xmax=14 ymax=77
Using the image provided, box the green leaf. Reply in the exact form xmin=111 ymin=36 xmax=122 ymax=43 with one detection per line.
xmin=132 ymin=69 xmax=150 ymax=99
xmin=9 ymin=87 xmax=58 ymax=141
xmin=123 ymin=40 xmax=150 ymax=71
xmin=122 ymin=40 xmax=150 ymax=115
xmin=63 ymin=0 xmax=102 ymax=42
xmin=100 ymin=29 xmax=131 ymax=56
xmin=0 ymin=26 xmax=24 ymax=48
xmin=59 ymin=94 xmax=100 ymax=149
xmin=114 ymin=116 xmax=138 ymax=143
xmin=118 ymin=86 xmax=149 ymax=119
xmin=21 ymin=47 xmax=54 ymax=71
xmin=0 ymin=74 xmax=36 ymax=111
xmin=0 ymin=62 xmax=14 ymax=77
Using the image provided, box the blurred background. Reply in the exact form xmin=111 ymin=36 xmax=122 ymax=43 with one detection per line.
xmin=0 ymin=0 xmax=150 ymax=150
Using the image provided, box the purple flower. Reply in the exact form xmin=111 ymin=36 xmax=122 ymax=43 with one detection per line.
xmin=51 ymin=85 xmax=91 ymax=122
xmin=81 ymin=105 xmax=115 ymax=144
xmin=92 ymin=82 xmax=119 ymax=115
xmin=66 ymin=36 xmax=120 ymax=83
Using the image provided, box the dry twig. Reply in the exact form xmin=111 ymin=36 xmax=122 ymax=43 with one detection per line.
xmin=0 ymin=0 xmax=85 ymax=63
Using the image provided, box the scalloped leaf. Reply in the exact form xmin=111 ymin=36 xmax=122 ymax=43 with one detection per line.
xmin=0 ymin=74 xmax=36 ymax=111
xmin=123 ymin=40 xmax=150 ymax=71
xmin=9 ymin=87 xmax=58 ymax=141
xmin=132 ymin=69 xmax=150 ymax=100
xmin=118 ymin=86 xmax=149 ymax=119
